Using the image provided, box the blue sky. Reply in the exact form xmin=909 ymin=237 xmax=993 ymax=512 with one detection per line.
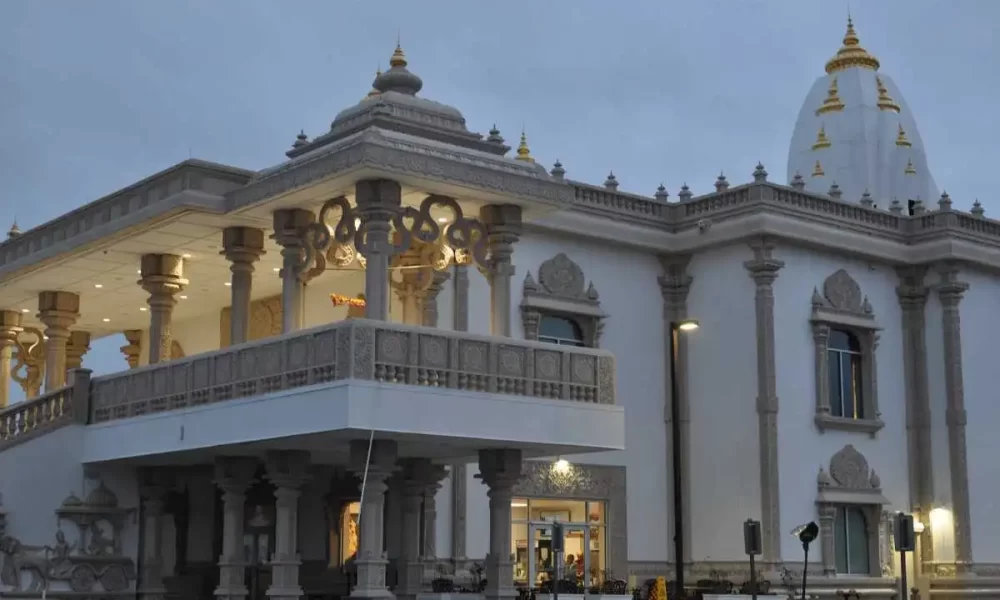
xmin=2 ymin=0 xmax=998 ymax=383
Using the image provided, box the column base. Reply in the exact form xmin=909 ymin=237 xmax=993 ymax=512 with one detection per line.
xmin=396 ymin=558 xmax=425 ymax=600
xmin=483 ymin=553 xmax=515 ymax=600
xmin=351 ymin=556 xmax=395 ymax=600
xmin=214 ymin=586 xmax=250 ymax=600
xmin=266 ymin=587 xmax=305 ymax=600
xmin=139 ymin=587 xmax=167 ymax=600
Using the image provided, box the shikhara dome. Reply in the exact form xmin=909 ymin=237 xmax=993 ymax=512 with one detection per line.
xmin=787 ymin=18 xmax=939 ymax=207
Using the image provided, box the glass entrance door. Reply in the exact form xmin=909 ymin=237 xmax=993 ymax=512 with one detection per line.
xmin=526 ymin=521 xmax=591 ymax=590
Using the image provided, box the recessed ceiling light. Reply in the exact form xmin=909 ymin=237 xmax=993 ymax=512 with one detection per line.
xmin=182 ymin=253 xmax=192 ymax=259
xmin=139 ymin=307 xmax=148 ymax=311
xmin=224 ymin=282 xmax=231 ymax=287
xmin=20 ymin=308 xmax=29 ymax=313
xmin=102 ymin=318 xmax=110 ymax=322
xmin=437 ymin=217 xmax=448 ymax=223
xmin=136 ymin=269 xmax=141 ymax=274
xmin=94 ymin=284 xmax=103 ymax=289
xmin=179 ymin=295 xmax=188 ymax=300
xmin=273 ymin=267 xmax=280 ymax=272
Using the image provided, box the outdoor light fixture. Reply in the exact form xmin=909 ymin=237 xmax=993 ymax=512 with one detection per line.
xmin=791 ymin=522 xmax=819 ymax=600
xmin=668 ymin=318 xmax=699 ymax=598
xmin=553 ymin=458 xmax=570 ymax=474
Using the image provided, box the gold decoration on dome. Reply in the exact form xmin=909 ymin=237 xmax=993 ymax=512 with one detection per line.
xmin=895 ymin=124 xmax=912 ymax=147
xmin=515 ymin=130 xmax=534 ymax=162
xmin=365 ymin=68 xmax=382 ymax=100
xmin=812 ymin=124 xmax=832 ymax=150
xmin=876 ymin=76 xmax=900 ymax=113
xmin=824 ymin=16 xmax=881 ymax=74
xmin=904 ymin=158 xmax=917 ymax=175
xmin=816 ymin=77 xmax=845 ymax=116
xmin=389 ymin=43 xmax=407 ymax=68
xmin=812 ymin=160 xmax=825 ymax=177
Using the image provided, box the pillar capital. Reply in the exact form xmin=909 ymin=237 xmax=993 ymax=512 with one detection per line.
xmin=265 ymin=449 xmax=312 ymax=489
xmin=139 ymin=254 xmax=188 ymax=297
xmin=65 ymin=331 xmax=91 ymax=372
xmin=271 ymin=208 xmax=315 ymax=248
xmin=213 ymin=456 xmax=258 ymax=493
xmin=120 ymin=330 xmax=142 ymax=369
xmin=37 ymin=291 xmax=80 ymax=332
xmin=477 ymin=448 xmax=523 ymax=490
xmin=221 ymin=226 xmax=266 ymax=266
xmin=480 ymin=204 xmax=523 ymax=269
xmin=0 ymin=310 xmax=23 ymax=344
xmin=272 ymin=209 xmax=315 ymax=333
xmin=349 ymin=439 xmax=398 ymax=478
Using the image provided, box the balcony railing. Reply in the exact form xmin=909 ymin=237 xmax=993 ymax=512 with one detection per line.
xmin=0 ymin=376 xmax=88 ymax=450
xmin=88 ymin=319 xmax=617 ymax=424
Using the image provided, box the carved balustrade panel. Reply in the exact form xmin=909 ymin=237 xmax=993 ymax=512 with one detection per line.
xmin=89 ymin=319 xmax=616 ymax=423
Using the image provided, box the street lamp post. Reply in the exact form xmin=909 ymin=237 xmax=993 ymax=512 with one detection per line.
xmin=669 ymin=319 xmax=699 ymax=598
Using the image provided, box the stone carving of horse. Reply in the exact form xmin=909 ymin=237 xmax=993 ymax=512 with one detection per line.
xmin=0 ymin=535 xmax=50 ymax=592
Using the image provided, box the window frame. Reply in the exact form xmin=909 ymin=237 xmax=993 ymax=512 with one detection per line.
xmin=810 ymin=270 xmax=884 ymax=436
xmin=521 ymin=253 xmax=606 ymax=348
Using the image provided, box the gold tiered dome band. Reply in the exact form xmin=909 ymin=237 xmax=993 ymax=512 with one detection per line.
xmin=812 ymin=125 xmax=832 ymax=150
xmin=816 ymin=77 xmax=845 ymax=115
xmin=825 ymin=17 xmax=880 ymax=74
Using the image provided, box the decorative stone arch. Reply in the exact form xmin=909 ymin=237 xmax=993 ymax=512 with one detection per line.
xmin=512 ymin=461 xmax=627 ymax=581
xmin=521 ymin=253 xmax=607 ymax=347
xmin=816 ymin=444 xmax=892 ymax=577
xmin=810 ymin=269 xmax=884 ymax=435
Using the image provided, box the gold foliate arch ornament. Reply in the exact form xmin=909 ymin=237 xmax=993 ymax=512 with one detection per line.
xmin=11 ymin=327 xmax=45 ymax=398
xmin=299 ymin=193 xmax=489 ymax=280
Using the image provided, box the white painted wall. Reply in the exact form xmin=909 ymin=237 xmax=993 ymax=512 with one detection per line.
xmin=924 ymin=284 xmax=952 ymax=562
xmin=958 ymin=267 xmax=1000 ymax=562
xmin=685 ymin=243 xmax=761 ymax=561
xmin=0 ymin=425 xmax=139 ymax=593
xmin=435 ymin=470 xmax=453 ymax=559
xmin=771 ymin=247 xmax=909 ymax=563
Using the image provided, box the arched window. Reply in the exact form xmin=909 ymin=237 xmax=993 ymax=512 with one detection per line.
xmin=834 ymin=505 xmax=870 ymax=574
xmin=827 ymin=329 xmax=864 ymax=419
xmin=538 ymin=315 xmax=585 ymax=347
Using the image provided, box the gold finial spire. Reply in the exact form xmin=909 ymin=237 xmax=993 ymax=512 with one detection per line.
xmin=816 ymin=77 xmax=845 ymax=115
xmin=515 ymin=130 xmax=534 ymax=163
xmin=876 ymin=76 xmax=901 ymax=113
xmin=812 ymin=160 xmax=825 ymax=177
xmin=825 ymin=16 xmax=881 ymax=74
xmin=812 ymin=124 xmax=832 ymax=150
xmin=366 ymin=67 xmax=382 ymax=99
xmin=389 ymin=43 xmax=407 ymax=68
xmin=895 ymin=124 xmax=912 ymax=147
xmin=904 ymin=158 xmax=917 ymax=175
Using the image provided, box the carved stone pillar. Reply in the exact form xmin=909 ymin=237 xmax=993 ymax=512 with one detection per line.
xmin=421 ymin=271 xmax=450 ymax=327
xmin=121 ymin=330 xmax=143 ymax=369
xmin=0 ymin=311 xmax=23 ymax=409
xmin=421 ymin=464 xmax=448 ymax=558
xmin=453 ymin=264 xmax=470 ymax=332
xmin=356 ymin=179 xmax=402 ymax=322
xmin=742 ymin=237 xmax=784 ymax=560
xmin=450 ymin=266 xmax=470 ymax=561
xmin=896 ymin=266 xmax=935 ymax=564
xmin=390 ymin=241 xmax=450 ymax=327
xmin=37 ymin=291 xmax=80 ymax=391
xmin=816 ymin=504 xmax=837 ymax=576
xmin=657 ymin=255 xmax=693 ymax=564
xmin=349 ymin=439 xmax=397 ymax=599
xmin=265 ymin=450 xmax=311 ymax=600
xmin=214 ymin=457 xmax=258 ymax=600
xmin=480 ymin=205 xmax=522 ymax=337
xmin=140 ymin=254 xmax=187 ymax=364
xmin=937 ymin=263 xmax=973 ymax=571
xmin=272 ymin=209 xmax=315 ymax=334
xmin=66 ymin=331 xmax=91 ymax=374
xmin=398 ymin=459 xmax=434 ymax=600
xmin=478 ymin=449 xmax=522 ymax=600
xmin=140 ymin=468 xmax=173 ymax=600
xmin=222 ymin=227 xmax=266 ymax=346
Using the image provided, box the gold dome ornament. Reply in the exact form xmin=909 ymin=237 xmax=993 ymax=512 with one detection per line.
xmin=904 ymin=158 xmax=917 ymax=175
xmin=365 ymin=67 xmax=382 ymax=99
xmin=816 ymin=77 xmax=845 ymax=115
xmin=876 ymin=76 xmax=901 ymax=113
xmin=895 ymin=124 xmax=912 ymax=147
xmin=825 ymin=16 xmax=881 ymax=74
xmin=515 ymin=130 xmax=534 ymax=163
xmin=812 ymin=160 xmax=825 ymax=177
xmin=812 ymin=125 xmax=832 ymax=150
xmin=389 ymin=43 xmax=407 ymax=68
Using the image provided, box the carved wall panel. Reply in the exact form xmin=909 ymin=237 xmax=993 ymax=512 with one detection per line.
xmin=521 ymin=253 xmax=607 ymax=347
xmin=512 ymin=461 xmax=626 ymax=579
xmin=219 ymin=295 xmax=283 ymax=348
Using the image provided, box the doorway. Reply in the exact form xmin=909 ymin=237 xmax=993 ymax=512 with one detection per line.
xmin=526 ymin=520 xmax=591 ymax=589
xmin=212 ymin=469 xmax=276 ymax=600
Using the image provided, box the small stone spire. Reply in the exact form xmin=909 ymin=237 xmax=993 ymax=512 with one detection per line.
xmin=971 ymin=199 xmax=985 ymax=217
xmin=550 ymin=160 xmax=565 ymax=180
xmin=655 ymin=184 xmax=669 ymax=202
xmin=876 ymin=76 xmax=901 ymax=113
xmin=714 ymin=172 xmax=729 ymax=192
xmin=812 ymin=160 xmax=825 ymax=177
xmin=912 ymin=198 xmax=925 ymax=215
xmin=7 ymin=221 xmax=20 ymax=239
xmin=816 ymin=77 xmax=845 ymax=115
xmin=292 ymin=130 xmax=309 ymax=149
xmin=828 ymin=181 xmax=842 ymax=200
xmin=860 ymin=189 xmax=874 ymax=207
xmin=895 ymin=124 xmax=912 ymax=147
xmin=604 ymin=171 xmax=619 ymax=191
xmin=938 ymin=191 xmax=953 ymax=210
xmin=487 ymin=124 xmax=505 ymax=144
xmin=812 ymin=125 xmax=832 ymax=150
xmin=366 ymin=67 xmax=383 ymax=99
xmin=753 ymin=162 xmax=768 ymax=183
xmin=790 ymin=172 xmax=806 ymax=190
xmin=514 ymin=130 xmax=534 ymax=163
xmin=678 ymin=183 xmax=693 ymax=202
xmin=904 ymin=158 xmax=917 ymax=175
xmin=889 ymin=198 xmax=903 ymax=214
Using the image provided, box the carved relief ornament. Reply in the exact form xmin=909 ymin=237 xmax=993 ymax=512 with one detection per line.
xmin=220 ymin=295 xmax=283 ymax=347
xmin=11 ymin=327 xmax=45 ymax=397
xmin=521 ymin=253 xmax=607 ymax=346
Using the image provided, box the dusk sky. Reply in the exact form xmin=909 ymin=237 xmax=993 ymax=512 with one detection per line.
xmin=2 ymin=0 xmax=998 ymax=383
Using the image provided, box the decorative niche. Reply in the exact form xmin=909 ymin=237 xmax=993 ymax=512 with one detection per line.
xmin=810 ymin=269 xmax=884 ymax=436
xmin=521 ymin=253 xmax=607 ymax=348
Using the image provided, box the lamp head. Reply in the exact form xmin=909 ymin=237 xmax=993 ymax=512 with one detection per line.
xmin=796 ymin=521 xmax=819 ymax=547
xmin=676 ymin=319 xmax=700 ymax=332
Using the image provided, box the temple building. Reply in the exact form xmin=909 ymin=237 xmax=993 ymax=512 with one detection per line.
xmin=0 ymin=16 xmax=998 ymax=600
